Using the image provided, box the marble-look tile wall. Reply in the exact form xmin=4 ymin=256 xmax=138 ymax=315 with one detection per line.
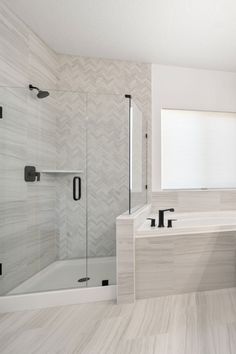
xmin=0 ymin=2 xmax=58 ymax=295
xmin=136 ymin=231 xmax=236 ymax=299
xmin=152 ymin=190 xmax=236 ymax=213
xmin=116 ymin=205 xmax=151 ymax=304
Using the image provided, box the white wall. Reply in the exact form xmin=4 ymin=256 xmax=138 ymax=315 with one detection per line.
xmin=152 ymin=64 xmax=236 ymax=191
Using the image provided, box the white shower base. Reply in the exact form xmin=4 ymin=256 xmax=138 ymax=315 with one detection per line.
xmin=9 ymin=257 xmax=116 ymax=295
xmin=0 ymin=257 xmax=116 ymax=313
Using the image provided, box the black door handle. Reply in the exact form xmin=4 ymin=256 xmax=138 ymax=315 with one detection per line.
xmin=73 ymin=177 xmax=81 ymax=201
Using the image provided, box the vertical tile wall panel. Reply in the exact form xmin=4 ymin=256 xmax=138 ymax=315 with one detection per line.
xmin=0 ymin=3 xmax=59 ymax=295
xmin=0 ymin=2 xmax=29 ymax=87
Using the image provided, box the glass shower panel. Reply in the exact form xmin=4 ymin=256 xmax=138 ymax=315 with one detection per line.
xmin=129 ymin=100 xmax=147 ymax=213
xmin=86 ymin=93 xmax=129 ymax=287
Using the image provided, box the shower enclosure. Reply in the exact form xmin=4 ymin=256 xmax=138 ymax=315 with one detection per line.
xmin=0 ymin=86 xmax=146 ymax=302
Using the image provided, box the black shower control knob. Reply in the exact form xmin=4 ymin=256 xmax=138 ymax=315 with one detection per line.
xmin=147 ymin=218 xmax=156 ymax=227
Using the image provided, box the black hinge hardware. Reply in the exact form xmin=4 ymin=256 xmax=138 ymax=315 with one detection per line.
xmin=0 ymin=106 xmax=2 ymax=119
xmin=0 ymin=263 xmax=2 ymax=276
xmin=145 ymin=133 xmax=148 ymax=138
xmin=145 ymin=185 xmax=148 ymax=190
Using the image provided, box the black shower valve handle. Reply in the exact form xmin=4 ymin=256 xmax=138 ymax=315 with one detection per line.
xmin=24 ymin=166 xmax=41 ymax=182
xmin=147 ymin=218 xmax=156 ymax=227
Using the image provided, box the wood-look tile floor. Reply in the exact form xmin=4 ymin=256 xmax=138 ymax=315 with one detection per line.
xmin=1 ymin=287 xmax=236 ymax=353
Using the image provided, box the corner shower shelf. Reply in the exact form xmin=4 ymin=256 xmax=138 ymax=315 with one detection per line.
xmin=42 ymin=170 xmax=83 ymax=174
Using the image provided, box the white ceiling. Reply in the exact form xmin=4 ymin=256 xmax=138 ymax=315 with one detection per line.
xmin=6 ymin=0 xmax=236 ymax=72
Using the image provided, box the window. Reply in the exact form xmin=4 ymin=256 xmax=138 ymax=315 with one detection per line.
xmin=161 ymin=109 xmax=236 ymax=189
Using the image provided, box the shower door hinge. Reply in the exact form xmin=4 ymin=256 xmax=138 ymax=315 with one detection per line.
xmin=145 ymin=133 xmax=148 ymax=138
xmin=0 ymin=263 xmax=2 ymax=276
xmin=145 ymin=185 xmax=148 ymax=190
xmin=0 ymin=106 xmax=2 ymax=119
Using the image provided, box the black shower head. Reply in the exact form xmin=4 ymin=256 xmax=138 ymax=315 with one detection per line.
xmin=37 ymin=90 xmax=49 ymax=99
xmin=29 ymin=84 xmax=50 ymax=99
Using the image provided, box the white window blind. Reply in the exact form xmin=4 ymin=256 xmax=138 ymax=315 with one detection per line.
xmin=161 ymin=109 xmax=236 ymax=189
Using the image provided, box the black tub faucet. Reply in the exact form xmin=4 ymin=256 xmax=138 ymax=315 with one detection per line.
xmin=158 ymin=208 xmax=175 ymax=228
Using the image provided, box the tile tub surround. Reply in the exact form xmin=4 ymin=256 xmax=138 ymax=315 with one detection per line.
xmin=116 ymin=204 xmax=151 ymax=304
xmin=135 ymin=230 xmax=236 ymax=300
xmin=117 ymin=208 xmax=236 ymax=303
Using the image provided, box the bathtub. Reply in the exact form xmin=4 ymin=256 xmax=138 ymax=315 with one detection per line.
xmin=136 ymin=210 xmax=236 ymax=237
xmin=134 ymin=209 xmax=236 ymax=300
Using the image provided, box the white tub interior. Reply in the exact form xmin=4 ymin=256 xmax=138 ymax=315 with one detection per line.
xmin=137 ymin=210 xmax=236 ymax=237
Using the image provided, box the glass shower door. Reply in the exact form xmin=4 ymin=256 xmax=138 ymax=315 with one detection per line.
xmin=49 ymin=90 xmax=88 ymax=289
xmin=86 ymin=93 xmax=129 ymax=287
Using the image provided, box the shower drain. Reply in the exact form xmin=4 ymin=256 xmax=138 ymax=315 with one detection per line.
xmin=78 ymin=277 xmax=90 ymax=283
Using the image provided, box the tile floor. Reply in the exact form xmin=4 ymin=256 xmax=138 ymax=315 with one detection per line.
xmin=1 ymin=287 xmax=236 ymax=353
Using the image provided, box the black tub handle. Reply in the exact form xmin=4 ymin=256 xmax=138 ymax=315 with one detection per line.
xmin=73 ymin=176 xmax=81 ymax=201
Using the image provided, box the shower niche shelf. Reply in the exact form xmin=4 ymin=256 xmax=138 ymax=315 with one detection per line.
xmin=42 ymin=170 xmax=83 ymax=175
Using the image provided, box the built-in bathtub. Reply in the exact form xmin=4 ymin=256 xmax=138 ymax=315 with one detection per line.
xmin=137 ymin=211 xmax=236 ymax=237
xmin=135 ymin=210 xmax=236 ymax=300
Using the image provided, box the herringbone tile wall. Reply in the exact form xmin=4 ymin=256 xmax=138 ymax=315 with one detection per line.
xmin=57 ymin=55 xmax=151 ymax=258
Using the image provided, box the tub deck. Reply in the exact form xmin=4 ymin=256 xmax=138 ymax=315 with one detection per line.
xmin=137 ymin=210 xmax=236 ymax=237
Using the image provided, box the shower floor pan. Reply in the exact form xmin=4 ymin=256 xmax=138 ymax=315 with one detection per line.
xmin=9 ymin=257 xmax=116 ymax=295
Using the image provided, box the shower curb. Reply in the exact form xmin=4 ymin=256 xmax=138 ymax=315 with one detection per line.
xmin=0 ymin=285 xmax=117 ymax=313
